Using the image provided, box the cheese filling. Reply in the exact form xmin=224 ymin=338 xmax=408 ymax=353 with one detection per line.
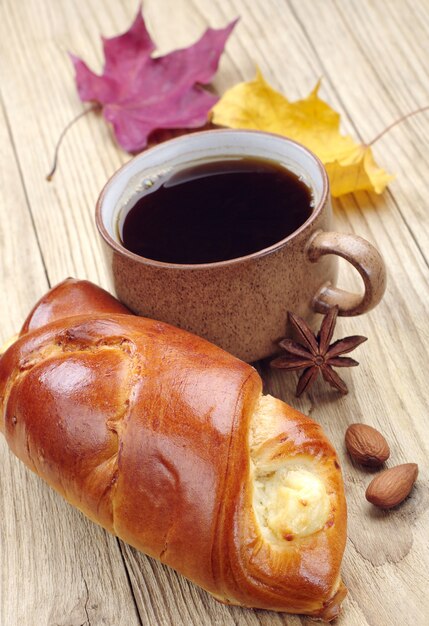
xmin=250 ymin=395 xmax=331 ymax=544
xmin=253 ymin=467 xmax=330 ymax=542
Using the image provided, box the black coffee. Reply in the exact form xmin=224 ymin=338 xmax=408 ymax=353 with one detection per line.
xmin=121 ymin=157 xmax=313 ymax=264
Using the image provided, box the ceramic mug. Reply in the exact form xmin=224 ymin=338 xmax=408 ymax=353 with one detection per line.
xmin=96 ymin=130 xmax=386 ymax=362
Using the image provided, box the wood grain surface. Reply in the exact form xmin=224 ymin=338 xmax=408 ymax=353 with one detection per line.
xmin=0 ymin=0 xmax=428 ymax=625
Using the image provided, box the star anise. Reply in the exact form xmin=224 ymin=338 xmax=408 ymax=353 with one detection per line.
xmin=271 ymin=306 xmax=367 ymax=397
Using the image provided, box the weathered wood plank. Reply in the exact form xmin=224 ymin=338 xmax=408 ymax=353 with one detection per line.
xmin=0 ymin=100 xmax=48 ymax=339
xmin=289 ymin=0 xmax=429 ymax=262
xmin=0 ymin=0 xmax=130 ymax=288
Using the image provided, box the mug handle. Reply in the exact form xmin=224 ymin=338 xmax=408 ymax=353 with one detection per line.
xmin=306 ymin=230 xmax=387 ymax=316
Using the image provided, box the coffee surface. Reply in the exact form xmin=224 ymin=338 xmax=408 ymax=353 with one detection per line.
xmin=121 ymin=157 xmax=313 ymax=264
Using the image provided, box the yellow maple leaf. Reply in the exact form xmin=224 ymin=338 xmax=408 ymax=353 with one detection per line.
xmin=211 ymin=71 xmax=393 ymax=197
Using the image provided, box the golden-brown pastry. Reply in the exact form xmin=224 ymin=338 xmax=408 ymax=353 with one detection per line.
xmin=0 ymin=279 xmax=347 ymax=620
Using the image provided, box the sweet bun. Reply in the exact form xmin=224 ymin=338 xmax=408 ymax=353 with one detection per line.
xmin=0 ymin=279 xmax=346 ymax=620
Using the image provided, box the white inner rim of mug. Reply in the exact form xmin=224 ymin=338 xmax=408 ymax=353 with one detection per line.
xmin=100 ymin=131 xmax=325 ymax=266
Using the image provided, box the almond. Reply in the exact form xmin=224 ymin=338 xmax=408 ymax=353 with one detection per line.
xmin=345 ymin=423 xmax=390 ymax=467
xmin=365 ymin=463 xmax=419 ymax=509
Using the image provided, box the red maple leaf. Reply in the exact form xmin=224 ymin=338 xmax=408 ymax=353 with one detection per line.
xmin=70 ymin=6 xmax=237 ymax=152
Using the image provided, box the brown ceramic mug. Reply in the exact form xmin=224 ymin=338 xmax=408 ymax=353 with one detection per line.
xmin=96 ymin=130 xmax=386 ymax=362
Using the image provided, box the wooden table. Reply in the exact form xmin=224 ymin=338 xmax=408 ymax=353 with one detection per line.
xmin=1 ymin=1 xmax=428 ymax=624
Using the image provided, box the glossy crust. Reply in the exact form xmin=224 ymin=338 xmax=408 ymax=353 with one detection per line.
xmin=229 ymin=397 xmax=347 ymax=617
xmin=0 ymin=280 xmax=346 ymax=620
xmin=19 ymin=277 xmax=130 ymax=335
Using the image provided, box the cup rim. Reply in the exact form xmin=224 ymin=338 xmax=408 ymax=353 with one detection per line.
xmin=95 ymin=129 xmax=329 ymax=270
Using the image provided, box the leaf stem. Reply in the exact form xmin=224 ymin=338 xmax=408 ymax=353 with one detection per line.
xmin=46 ymin=104 xmax=99 ymax=181
xmin=368 ymin=104 xmax=429 ymax=146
